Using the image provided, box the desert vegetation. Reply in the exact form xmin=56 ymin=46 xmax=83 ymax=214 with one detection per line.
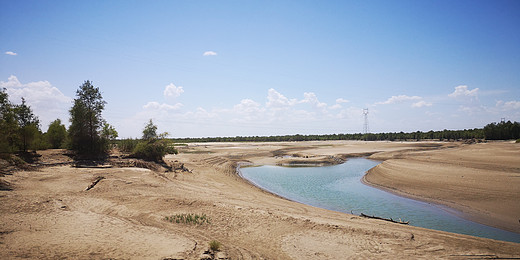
xmin=209 ymin=240 xmax=221 ymax=251
xmin=164 ymin=213 xmax=210 ymax=225
xmin=123 ymin=119 xmax=178 ymax=163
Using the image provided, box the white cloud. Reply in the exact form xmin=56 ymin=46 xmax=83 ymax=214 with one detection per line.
xmin=163 ymin=83 xmax=184 ymax=98
xmin=143 ymin=101 xmax=183 ymax=111
xmin=336 ymin=98 xmax=349 ymax=104
xmin=203 ymin=51 xmax=217 ymax=56
xmin=189 ymin=107 xmax=219 ymax=119
xmin=330 ymin=98 xmax=350 ymax=109
xmin=234 ymin=99 xmax=263 ymax=113
xmin=233 ymin=99 xmax=265 ymax=121
xmin=301 ymin=92 xmax=327 ymax=109
xmin=449 ymin=85 xmax=479 ymax=98
xmin=0 ymin=75 xmax=71 ymax=128
xmin=412 ymin=100 xmax=433 ymax=108
xmin=266 ymin=88 xmax=298 ymax=108
xmin=496 ymin=100 xmax=520 ymax=111
xmin=376 ymin=95 xmax=422 ymax=105
xmin=5 ymin=51 xmax=17 ymax=56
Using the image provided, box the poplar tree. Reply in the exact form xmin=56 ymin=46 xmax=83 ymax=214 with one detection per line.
xmin=142 ymin=119 xmax=158 ymax=140
xmin=68 ymin=80 xmax=107 ymax=157
xmin=14 ymin=98 xmax=40 ymax=152
xmin=0 ymin=88 xmax=18 ymax=153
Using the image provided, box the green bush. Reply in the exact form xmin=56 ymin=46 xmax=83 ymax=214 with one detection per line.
xmin=117 ymin=138 xmax=139 ymax=153
xmin=209 ymin=240 xmax=221 ymax=252
xmin=132 ymin=139 xmax=177 ymax=162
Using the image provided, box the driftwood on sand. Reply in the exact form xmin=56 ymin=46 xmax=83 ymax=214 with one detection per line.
xmin=360 ymin=213 xmax=409 ymax=225
xmin=86 ymin=176 xmax=105 ymax=191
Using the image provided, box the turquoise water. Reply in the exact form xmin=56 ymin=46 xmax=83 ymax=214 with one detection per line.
xmin=240 ymin=158 xmax=520 ymax=243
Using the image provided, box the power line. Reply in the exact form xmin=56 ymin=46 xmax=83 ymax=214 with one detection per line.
xmin=363 ymin=108 xmax=369 ymax=134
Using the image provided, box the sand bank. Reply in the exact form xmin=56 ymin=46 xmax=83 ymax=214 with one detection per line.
xmin=364 ymin=141 xmax=520 ymax=234
xmin=1 ymin=141 xmax=519 ymax=259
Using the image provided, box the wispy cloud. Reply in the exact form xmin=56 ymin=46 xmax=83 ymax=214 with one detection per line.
xmin=163 ymin=83 xmax=184 ymax=98
xmin=496 ymin=100 xmax=520 ymax=111
xmin=143 ymin=101 xmax=183 ymax=111
xmin=412 ymin=100 xmax=433 ymax=108
xmin=376 ymin=95 xmax=422 ymax=105
xmin=449 ymin=85 xmax=479 ymax=98
xmin=330 ymin=98 xmax=349 ymax=109
xmin=5 ymin=51 xmax=17 ymax=56
xmin=203 ymin=51 xmax=217 ymax=56
xmin=336 ymin=98 xmax=349 ymax=104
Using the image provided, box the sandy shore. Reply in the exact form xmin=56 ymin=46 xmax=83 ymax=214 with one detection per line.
xmin=1 ymin=141 xmax=519 ymax=259
xmin=364 ymin=141 xmax=520 ymax=234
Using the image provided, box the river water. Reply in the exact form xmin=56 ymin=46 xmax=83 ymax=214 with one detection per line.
xmin=240 ymin=158 xmax=520 ymax=243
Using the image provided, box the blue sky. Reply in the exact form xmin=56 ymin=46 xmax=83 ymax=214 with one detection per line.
xmin=1 ymin=0 xmax=519 ymax=138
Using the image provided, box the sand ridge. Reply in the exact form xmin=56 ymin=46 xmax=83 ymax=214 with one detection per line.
xmin=1 ymin=141 xmax=519 ymax=259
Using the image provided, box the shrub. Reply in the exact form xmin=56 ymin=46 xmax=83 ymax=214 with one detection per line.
xmin=131 ymin=119 xmax=178 ymax=162
xmin=164 ymin=213 xmax=210 ymax=225
xmin=209 ymin=240 xmax=221 ymax=252
xmin=132 ymin=139 xmax=177 ymax=162
xmin=132 ymin=140 xmax=177 ymax=162
xmin=117 ymin=138 xmax=139 ymax=153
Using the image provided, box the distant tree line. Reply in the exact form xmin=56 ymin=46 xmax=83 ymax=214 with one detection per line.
xmin=170 ymin=123 xmax=519 ymax=143
xmin=483 ymin=121 xmax=520 ymax=140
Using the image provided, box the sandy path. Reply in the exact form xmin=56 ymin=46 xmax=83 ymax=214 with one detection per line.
xmin=1 ymin=141 xmax=519 ymax=259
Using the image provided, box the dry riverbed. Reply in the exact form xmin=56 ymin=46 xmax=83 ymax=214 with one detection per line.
xmin=0 ymin=141 xmax=519 ymax=259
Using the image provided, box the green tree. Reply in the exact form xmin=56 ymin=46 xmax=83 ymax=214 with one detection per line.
xmin=68 ymin=80 xmax=108 ymax=157
xmin=0 ymin=88 xmax=18 ymax=153
xmin=142 ymin=119 xmax=158 ymax=140
xmin=47 ymin=119 xmax=67 ymax=149
xmin=101 ymin=123 xmax=118 ymax=140
xmin=132 ymin=119 xmax=177 ymax=162
xmin=14 ymin=98 xmax=40 ymax=152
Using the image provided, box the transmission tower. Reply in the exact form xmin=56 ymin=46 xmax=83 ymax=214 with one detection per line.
xmin=363 ymin=108 xmax=369 ymax=134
